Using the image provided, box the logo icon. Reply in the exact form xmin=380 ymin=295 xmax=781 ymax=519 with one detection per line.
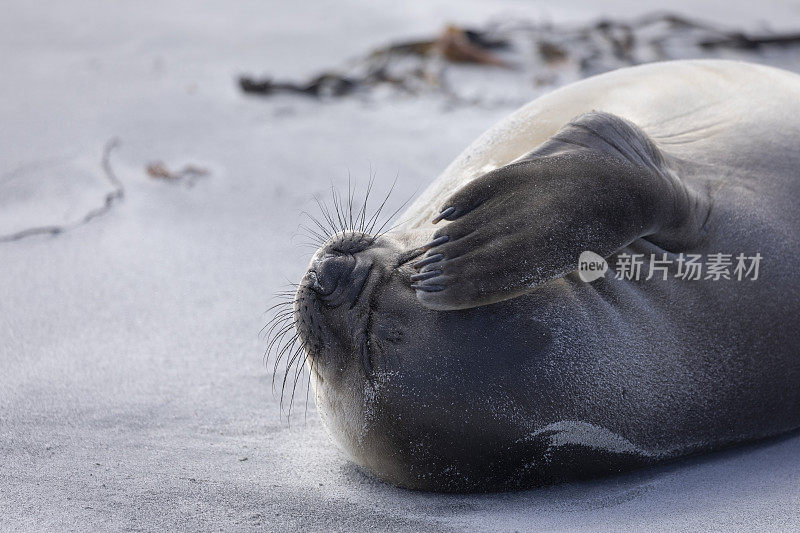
xmin=578 ymin=251 xmax=608 ymax=282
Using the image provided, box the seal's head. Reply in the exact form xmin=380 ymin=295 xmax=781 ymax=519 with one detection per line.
xmin=289 ymin=228 xmax=555 ymax=492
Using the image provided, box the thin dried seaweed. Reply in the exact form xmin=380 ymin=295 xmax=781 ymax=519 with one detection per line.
xmin=239 ymin=13 xmax=800 ymax=106
xmin=0 ymin=140 xmax=123 ymax=243
xmin=146 ymin=161 xmax=209 ymax=186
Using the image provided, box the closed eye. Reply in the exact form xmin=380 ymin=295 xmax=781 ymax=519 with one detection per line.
xmin=360 ymin=341 xmax=373 ymax=378
xmin=360 ymin=315 xmax=377 ymax=379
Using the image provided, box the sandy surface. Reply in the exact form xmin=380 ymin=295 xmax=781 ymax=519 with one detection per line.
xmin=3 ymin=1 xmax=800 ymax=531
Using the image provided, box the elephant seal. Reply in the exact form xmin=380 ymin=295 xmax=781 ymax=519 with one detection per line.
xmin=286 ymin=60 xmax=800 ymax=492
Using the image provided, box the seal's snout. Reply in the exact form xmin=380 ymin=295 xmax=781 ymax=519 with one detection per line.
xmin=309 ymin=251 xmax=373 ymax=309
xmin=310 ymin=253 xmax=355 ymax=296
xmin=292 ymin=231 xmax=394 ymax=370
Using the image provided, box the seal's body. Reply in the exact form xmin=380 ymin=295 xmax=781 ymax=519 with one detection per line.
xmin=292 ymin=60 xmax=800 ymax=492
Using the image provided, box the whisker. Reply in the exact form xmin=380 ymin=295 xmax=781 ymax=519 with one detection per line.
xmin=371 ymin=190 xmax=417 ymax=239
xmin=298 ymin=223 xmax=328 ymax=244
xmin=357 ymin=174 xmax=376 ymax=233
xmin=330 ymin=184 xmax=347 ymax=234
xmin=280 ymin=343 xmax=305 ymax=415
xmin=287 ymin=350 xmax=309 ymax=420
xmin=273 ymin=333 xmax=300 ymax=392
xmin=304 ymin=357 xmax=315 ymax=420
xmin=347 ymin=172 xmax=355 ymax=232
xmin=261 ymin=312 xmax=294 ymax=339
xmin=313 ymin=195 xmax=340 ymax=237
xmin=365 ymin=174 xmax=398 ymax=234
xmin=301 ymin=210 xmax=332 ymax=243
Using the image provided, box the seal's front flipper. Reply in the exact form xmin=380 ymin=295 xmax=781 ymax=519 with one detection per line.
xmin=413 ymin=111 xmax=706 ymax=310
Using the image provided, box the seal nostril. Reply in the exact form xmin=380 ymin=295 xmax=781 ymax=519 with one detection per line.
xmin=307 ymin=251 xmax=374 ymax=309
xmin=311 ymin=253 xmax=356 ymax=296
